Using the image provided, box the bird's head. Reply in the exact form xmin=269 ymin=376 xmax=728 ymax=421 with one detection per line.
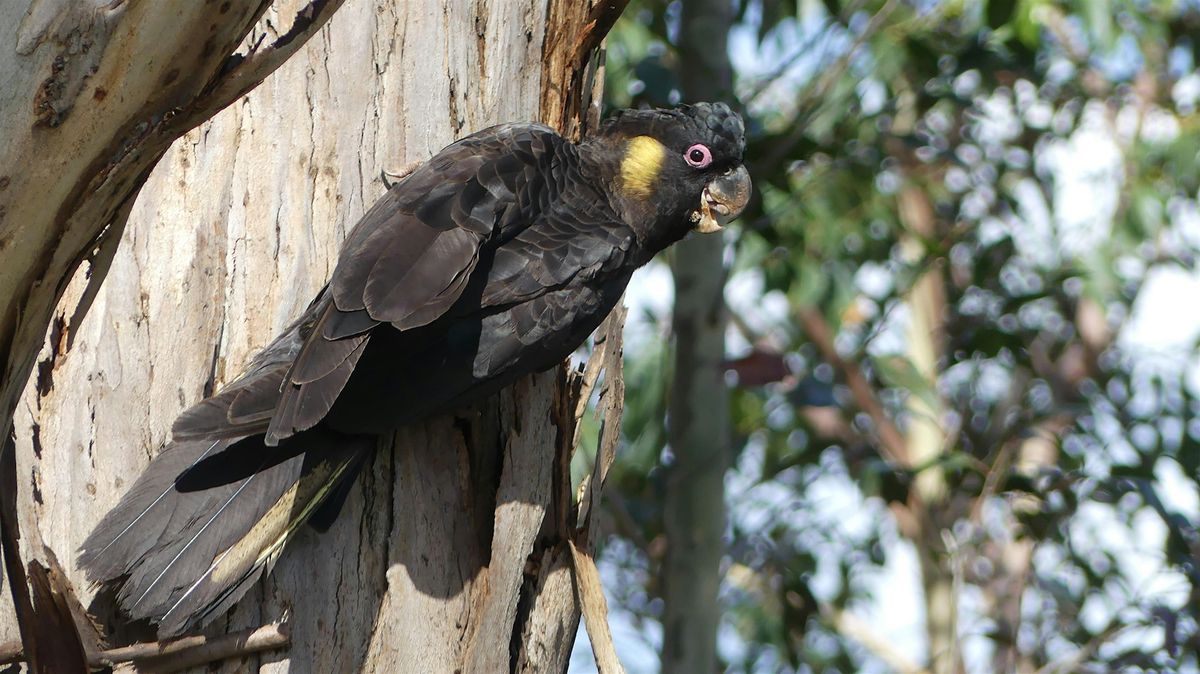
xmin=593 ymin=102 xmax=752 ymax=239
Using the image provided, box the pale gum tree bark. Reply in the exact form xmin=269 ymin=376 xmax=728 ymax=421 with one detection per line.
xmin=896 ymin=183 xmax=961 ymax=674
xmin=1 ymin=1 xmax=351 ymax=669
xmin=1 ymin=0 xmax=624 ymax=671
xmin=661 ymin=0 xmax=733 ymax=671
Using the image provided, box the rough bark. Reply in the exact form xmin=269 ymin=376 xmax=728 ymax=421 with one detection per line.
xmin=661 ymin=0 xmax=734 ymax=671
xmin=2 ymin=0 xmax=621 ymax=671
xmin=0 ymin=1 xmax=347 ymax=669
xmin=0 ymin=0 xmax=347 ymax=466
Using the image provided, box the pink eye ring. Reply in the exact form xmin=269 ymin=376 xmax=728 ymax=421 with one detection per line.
xmin=684 ymin=143 xmax=713 ymax=168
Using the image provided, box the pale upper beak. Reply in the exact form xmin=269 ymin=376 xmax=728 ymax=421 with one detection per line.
xmin=692 ymin=164 xmax=752 ymax=233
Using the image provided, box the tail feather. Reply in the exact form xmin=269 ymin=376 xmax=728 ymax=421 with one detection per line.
xmin=79 ymin=432 xmax=369 ymax=636
xmin=79 ymin=438 xmax=231 ymax=582
xmin=307 ymin=447 xmax=372 ymax=533
xmin=171 ymin=369 xmax=282 ymax=440
xmin=171 ymin=318 xmax=307 ymax=441
xmin=80 ymin=291 xmax=378 ymax=636
xmin=264 ymin=330 xmax=370 ymax=446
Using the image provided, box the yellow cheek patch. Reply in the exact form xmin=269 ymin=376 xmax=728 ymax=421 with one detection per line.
xmin=620 ymin=135 xmax=666 ymax=198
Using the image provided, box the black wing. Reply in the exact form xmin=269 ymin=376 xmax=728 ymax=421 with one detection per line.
xmin=174 ymin=123 xmax=565 ymax=444
xmin=317 ymin=159 xmax=637 ymax=434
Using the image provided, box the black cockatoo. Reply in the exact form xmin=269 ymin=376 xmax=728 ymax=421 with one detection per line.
xmin=79 ymin=102 xmax=751 ymax=636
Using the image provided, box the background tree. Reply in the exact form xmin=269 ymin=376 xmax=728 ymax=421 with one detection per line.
xmin=2 ymin=1 xmax=625 ymax=671
xmin=592 ymin=1 xmax=1200 ymax=673
xmin=660 ymin=0 xmax=738 ymax=673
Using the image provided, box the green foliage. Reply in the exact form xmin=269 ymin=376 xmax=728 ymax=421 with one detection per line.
xmin=597 ymin=1 xmax=1200 ymax=673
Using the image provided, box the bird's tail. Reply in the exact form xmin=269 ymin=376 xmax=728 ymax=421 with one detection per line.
xmin=78 ymin=430 xmax=370 ymax=636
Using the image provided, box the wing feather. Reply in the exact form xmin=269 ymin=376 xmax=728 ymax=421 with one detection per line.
xmin=266 ymin=124 xmax=567 ymax=443
xmin=363 ymin=226 xmax=481 ymax=328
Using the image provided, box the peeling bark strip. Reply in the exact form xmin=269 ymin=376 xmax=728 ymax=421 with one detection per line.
xmin=570 ymin=540 xmax=626 ymax=674
xmin=542 ymin=0 xmax=629 ymax=138
xmin=22 ymin=560 xmax=88 ymax=671
xmin=3 ymin=0 xmax=628 ymax=671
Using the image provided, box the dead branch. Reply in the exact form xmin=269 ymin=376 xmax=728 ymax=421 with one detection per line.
xmin=569 ymin=540 xmax=626 ymax=674
xmin=1 ymin=623 xmax=290 ymax=672
xmin=576 ymin=302 xmax=627 ymax=537
xmin=797 ymin=306 xmax=909 ymax=466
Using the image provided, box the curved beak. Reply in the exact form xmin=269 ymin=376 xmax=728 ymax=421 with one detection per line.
xmin=692 ymin=164 xmax=752 ymax=233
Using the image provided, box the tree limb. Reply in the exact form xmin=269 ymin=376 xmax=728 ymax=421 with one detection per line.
xmin=180 ymin=0 xmax=349 ymax=129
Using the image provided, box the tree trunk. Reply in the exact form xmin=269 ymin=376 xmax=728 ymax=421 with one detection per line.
xmin=1 ymin=0 xmax=618 ymax=671
xmin=897 ymin=169 xmax=960 ymax=674
xmin=661 ymin=0 xmax=734 ymax=672
xmin=1 ymin=1 xmax=349 ymax=669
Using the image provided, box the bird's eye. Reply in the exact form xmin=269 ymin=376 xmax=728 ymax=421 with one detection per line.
xmin=684 ymin=143 xmax=713 ymax=168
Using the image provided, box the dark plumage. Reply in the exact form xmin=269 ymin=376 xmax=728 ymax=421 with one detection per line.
xmin=79 ymin=103 xmax=751 ymax=636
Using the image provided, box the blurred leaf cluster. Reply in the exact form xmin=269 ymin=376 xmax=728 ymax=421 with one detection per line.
xmin=596 ymin=1 xmax=1200 ymax=672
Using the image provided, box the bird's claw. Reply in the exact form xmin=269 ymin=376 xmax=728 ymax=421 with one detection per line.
xmin=381 ymin=161 xmax=422 ymax=189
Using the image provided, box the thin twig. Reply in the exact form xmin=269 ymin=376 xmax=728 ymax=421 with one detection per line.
xmin=970 ymin=367 xmax=1033 ymax=523
xmin=749 ymin=0 xmax=888 ymax=110
xmin=572 ymin=330 xmax=609 ymax=448
xmin=797 ymin=306 xmax=909 ymax=466
xmin=758 ymin=0 xmax=901 ymax=168
xmin=568 ymin=302 xmax=628 ymax=674
xmin=970 ymin=436 xmax=1018 ymax=524
xmin=1034 ymin=622 xmax=1127 ymax=674
xmin=742 ymin=17 xmax=837 ymax=105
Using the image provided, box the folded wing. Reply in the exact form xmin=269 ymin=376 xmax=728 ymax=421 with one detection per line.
xmin=263 ymin=124 xmax=566 ymax=444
